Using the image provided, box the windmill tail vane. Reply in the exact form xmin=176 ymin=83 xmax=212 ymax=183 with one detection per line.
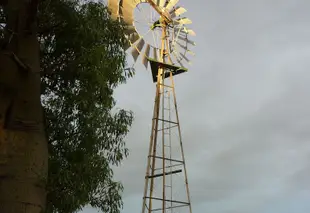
xmin=107 ymin=0 xmax=196 ymax=212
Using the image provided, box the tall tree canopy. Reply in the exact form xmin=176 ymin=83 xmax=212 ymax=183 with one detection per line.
xmin=1 ymin=0 xmax=134 ymax=212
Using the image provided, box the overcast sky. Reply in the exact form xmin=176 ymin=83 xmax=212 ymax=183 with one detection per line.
xmin=82 ymin=0 xmax=310 ymax=213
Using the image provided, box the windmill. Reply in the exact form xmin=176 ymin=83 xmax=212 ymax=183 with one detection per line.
xmin=107 ymin=0 xmax=195 ymax=212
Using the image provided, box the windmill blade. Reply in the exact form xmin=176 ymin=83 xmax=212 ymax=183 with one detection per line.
xmin=131 ymin=38 xmax=145 ymax=61
xmin=153 ymin=47 xmax=158 ymax=61
xmin=165 ymin=0 xmax=179 ymax=11
xmin=187 ymin=49 xmax=195 ymax=56
xmin=128 ymin=32 xmax=140 ymax=44
xmin=156 ymin=0 xmax=166 ymax=7
xmin=108 ymin=0 xmax=119 ymax=20
xmin=179 ymin=27 xmax=196 ymax=36
xmin=176 ymin=41 xmax=188 ymax=51
xmin=174 ymin=26 xmax=196 ymax=36
xmin=170 ymin=6 xmax=186 ymax=18
xmin=180 ymin=52 xmax=191 ymax=64
xmin=120 ymin=0 xmax=136 ymax=25
xmin=176 ymin=56 xmax=185 ymax=68
xmin=170 ymin=50 xmax=186 ymax=68
xmin=124 ymin=32 xmax=140 ymax=50
xmin=176 ymin=40 xmax=196 ymax=56
xmin=175 ymin=17 xmax=192 ymax=25
xmin=124 ymin=25 xmax=136 ymax=34
xmin=142 ymin=44 xmax=151 ymax=68
xmin=178 ymin=36 xmax=196 ymax=46
xmin=120 ymin=0 xmax=148 ymax=24
xmin=124 ymin=42 xmax=131 ymax=50
xmin=184 ymin=28 xmax=196 ymax=36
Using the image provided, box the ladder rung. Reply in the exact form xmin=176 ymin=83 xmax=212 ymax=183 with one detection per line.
xmin=151 ymin=204 xmax=190 ymax=212
xmin=153 ymin=118 xmax=178 ymax=125
xmin=155 ymin=163 xmax=184 ymax=171
xmin=149 ymin=155 xmax=184 ymax=163
xmin=159 ymin=84 xmax=173 ymax=88
xmin=157 ymin=125 xmax=178 ymax=131
xmin=146 ymin=169 xmax=182 ymax=179
xmin=144 ymin=197 xmax=190 ymax=205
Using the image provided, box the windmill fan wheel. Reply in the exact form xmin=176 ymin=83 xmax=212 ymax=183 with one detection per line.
xmin=108 ymin=0 xmax=196 ymax=70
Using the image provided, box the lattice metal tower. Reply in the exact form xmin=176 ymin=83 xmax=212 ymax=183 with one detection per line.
xmin=107 ymin=1 xmax=196 ymax=212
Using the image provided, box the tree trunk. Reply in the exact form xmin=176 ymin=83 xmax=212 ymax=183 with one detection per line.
xmin=0 ymin=0 xmax=48 ymax=212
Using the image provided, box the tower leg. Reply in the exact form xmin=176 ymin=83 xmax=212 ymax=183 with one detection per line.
xmin=169 ymin=72 xmax=193 ymax=213
xmin=141 ymin=66 xmax=164 ymax=213
xmin=142 ymin=70 xmax=192 ymax=213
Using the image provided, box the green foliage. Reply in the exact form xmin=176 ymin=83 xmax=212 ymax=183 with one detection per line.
xmin=0 ymin=1 xmax=133 ymax=212
xmin=37 ymin=1 xmax=134 ymax=212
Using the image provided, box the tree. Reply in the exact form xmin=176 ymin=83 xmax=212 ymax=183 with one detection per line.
xmin=0 ymin=0 xmax=134 ymax=213
xmin=0 ymin=0 xmax=48 ymax=212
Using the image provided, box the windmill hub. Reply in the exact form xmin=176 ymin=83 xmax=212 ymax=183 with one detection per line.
xmin=159 ymin=8 xmax=173 ymax=23
xmin=151 ymin=13 xmax=171 ymax=31
xmin=150 ymin=20 xmax=160 ymax=30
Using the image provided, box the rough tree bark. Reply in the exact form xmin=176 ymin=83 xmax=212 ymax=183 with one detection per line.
xmin=0 ymin=0 xmax=48 ymax=212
